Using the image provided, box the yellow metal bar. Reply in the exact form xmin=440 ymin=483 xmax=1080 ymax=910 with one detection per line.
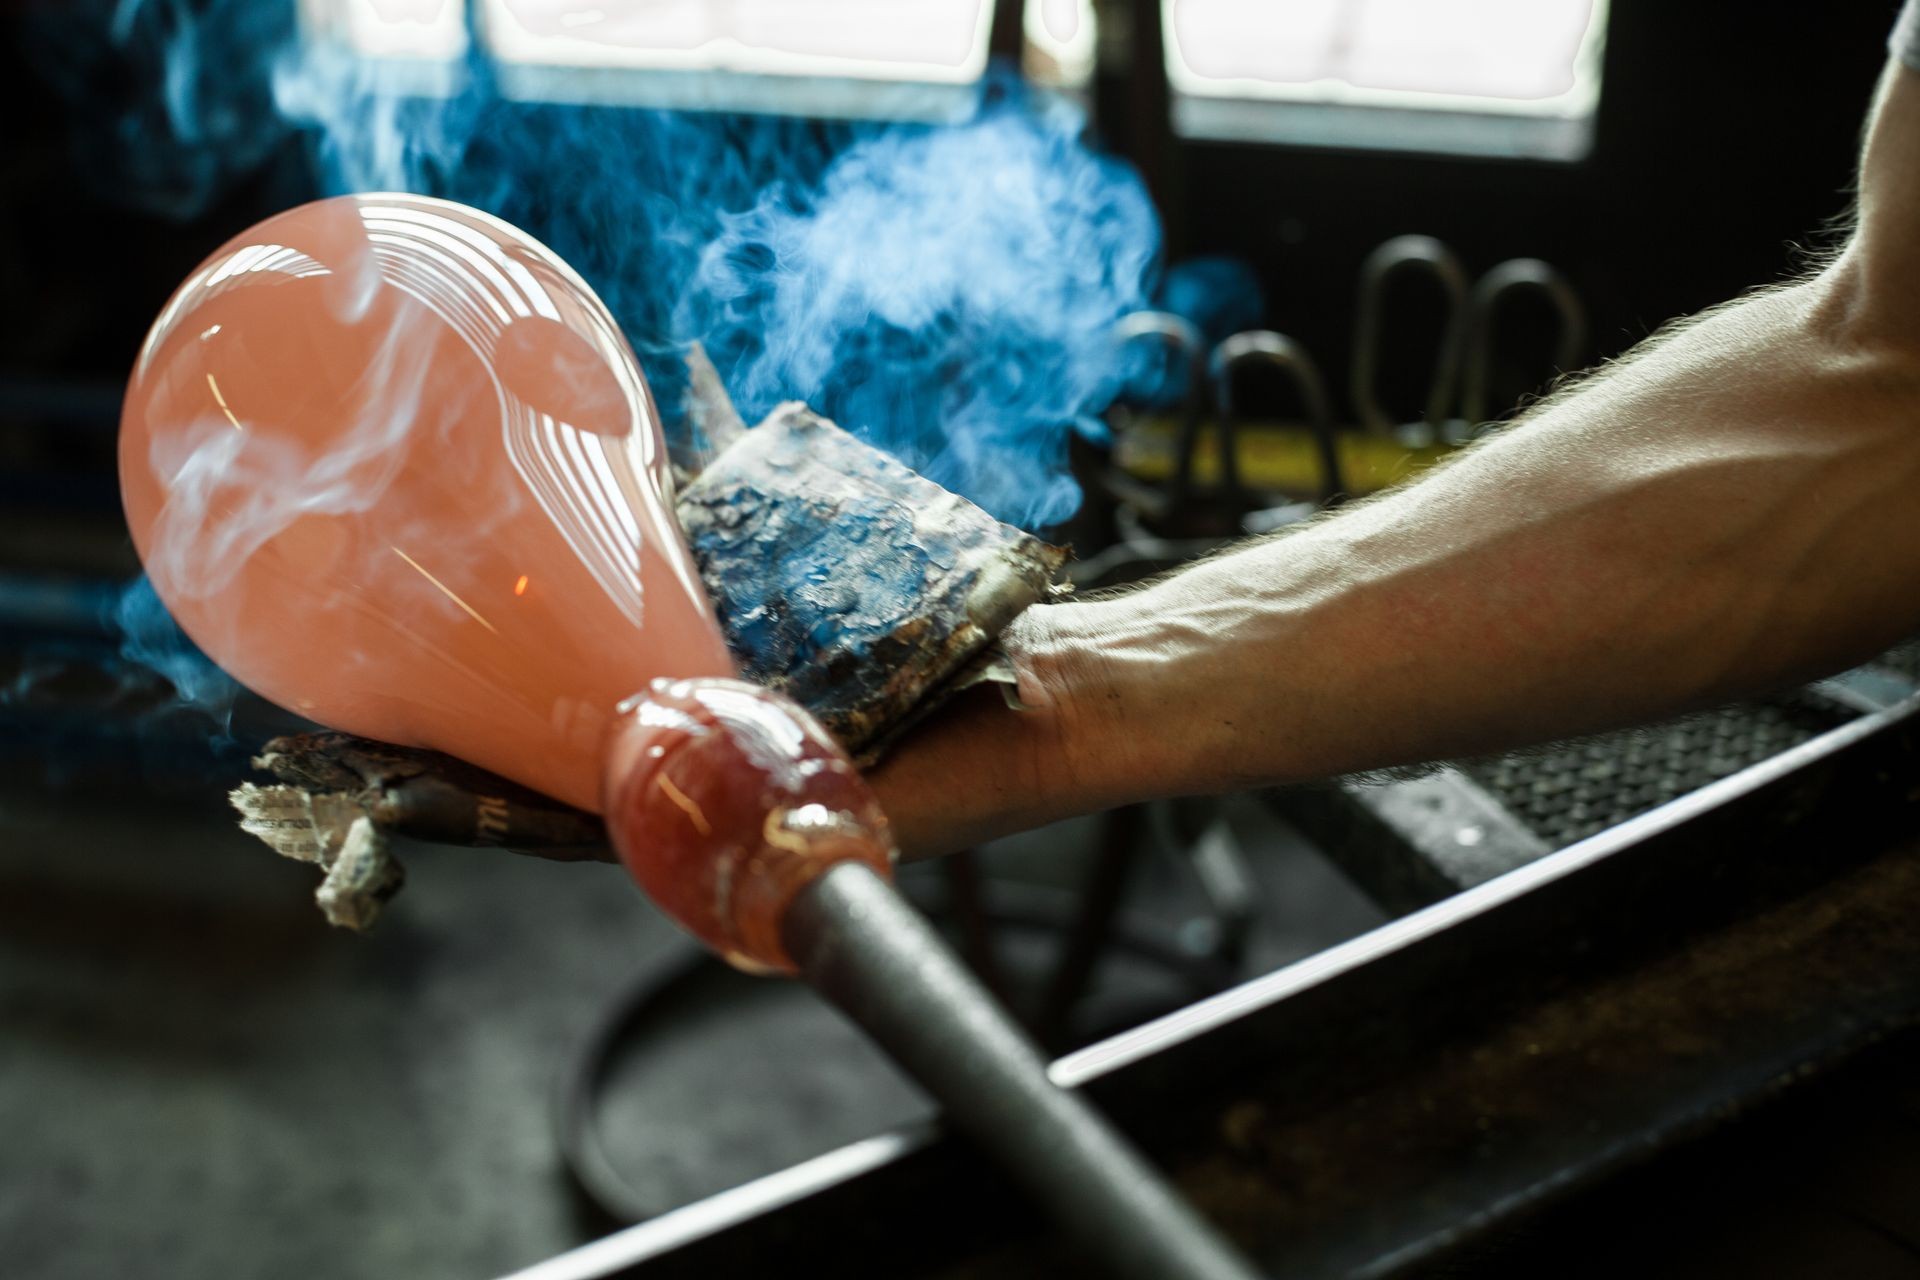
xmin=1115 ymin=416 xmax=1457 ymax=497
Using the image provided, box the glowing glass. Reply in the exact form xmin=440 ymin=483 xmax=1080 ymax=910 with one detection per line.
xmin=121 ymin=193 xmax=891 ymax=968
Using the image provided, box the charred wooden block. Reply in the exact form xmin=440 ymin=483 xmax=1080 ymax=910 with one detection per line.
xmin=678 ymin=402 xmax=1067 ymax=758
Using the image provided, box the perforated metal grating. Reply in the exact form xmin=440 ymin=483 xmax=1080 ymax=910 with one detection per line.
xmin=1870 ymin=641 xmax=1920 ymax=685
xmin=1460 ymin=696 xmax=1851 ymax=850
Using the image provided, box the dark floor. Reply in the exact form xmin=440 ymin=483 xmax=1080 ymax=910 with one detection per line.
xmin=1418 ymin=1038 xmax=1920 ymax=1279
xmin=0 ymin=755 xmax=1384 ymax=1279
xmin=7 ymin=718 xmax=1919 ymax=1280
xmin=1 ymin=772 xmax=670 ymax=1279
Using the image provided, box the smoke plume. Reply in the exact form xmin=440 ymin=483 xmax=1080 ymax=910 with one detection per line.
xmin=34 ymin=0 xmax=1248 ymax=530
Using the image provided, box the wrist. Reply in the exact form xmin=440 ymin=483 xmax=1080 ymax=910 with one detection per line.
xmin=1006 ymin=588 xmax=1245 ymax=807
xmin=861 ymin=597 xmax=1144 ymax=858
xmin=998 ymin=598 xmax=1132 ymax=808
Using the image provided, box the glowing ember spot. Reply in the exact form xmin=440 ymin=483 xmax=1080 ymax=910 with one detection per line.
xmin=514 ymin=574 xmax=529 ymax=596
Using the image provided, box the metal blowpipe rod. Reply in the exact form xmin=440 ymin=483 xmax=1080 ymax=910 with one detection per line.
xmin=782 ymin=864 xmax=1264 ymax=1280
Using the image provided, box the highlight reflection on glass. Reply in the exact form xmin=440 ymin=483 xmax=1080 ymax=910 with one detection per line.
xmin=120 ymin=192 xmax=732 ymax=813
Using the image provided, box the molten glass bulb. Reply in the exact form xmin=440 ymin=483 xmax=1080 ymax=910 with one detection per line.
xmin=120 ymin=192 xmax=733 ymax=812
xmin=120 ymin=194 xmax=893 ymax=969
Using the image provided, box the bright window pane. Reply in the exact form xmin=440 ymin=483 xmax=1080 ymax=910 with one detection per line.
xmin=1166 ymin=0 xmax=1604 ymax=112
xmin=479 ymin=0 xmax=993 ymax=83
xmin=299 ymin=0 xmax=470 ymax=58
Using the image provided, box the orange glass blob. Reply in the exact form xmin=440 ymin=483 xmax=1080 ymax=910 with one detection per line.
xmin=119 ymin=193 xmax=735 ymax=812
xmin=603 ymin=678 xmax=895 ymax=972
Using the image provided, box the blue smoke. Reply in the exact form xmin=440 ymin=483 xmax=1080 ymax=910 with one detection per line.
xmin=676 ymin=97 xmax=1159 ymax=523
xmin=36 ymin=2 xmax=1240 ymax=530
xmin=109 ymin=575 xmax=237 ymax=732
xmin=0 ymin=574 xmax=242 ymax=782
xmin=276 ymin=44 xmax=1165 ymax=528
xmin=34 ymin=0 xmax=296 ymax=222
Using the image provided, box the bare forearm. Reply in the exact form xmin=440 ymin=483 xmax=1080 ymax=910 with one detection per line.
xmin=870 ymin=60 xmax=1920 ymax=859
xmin=1104 ymin=272 xmax=1920 ymax=781
xmin=872 ymin=267 xmax=1920 ymax=855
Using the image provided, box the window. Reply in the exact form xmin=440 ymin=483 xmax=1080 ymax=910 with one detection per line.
xmin=1164 ymin=0 xmax=1608 ymax=161
xmin=483 ymin=0 xmax=993 ymax=117
xmin=297 ymin=0 xmax=470 ymax=60
xmin=483 ymin=0 xmax=988 ymax=77
xmin=300 ymin=1 xmax=1096 ymax=116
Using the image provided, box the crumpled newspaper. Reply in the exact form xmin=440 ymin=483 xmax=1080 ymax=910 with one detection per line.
xmin=230 ymin=784 xmax=402 ymax=930
xmin=230 ymin=730 xmax=610 ymax=930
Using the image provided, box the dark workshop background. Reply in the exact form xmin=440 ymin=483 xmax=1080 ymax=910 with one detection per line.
xmin=1 ymin=4 xmax=1914 ymax=1280
xmin=0 ymin=2 xmax=1894 ymax=568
